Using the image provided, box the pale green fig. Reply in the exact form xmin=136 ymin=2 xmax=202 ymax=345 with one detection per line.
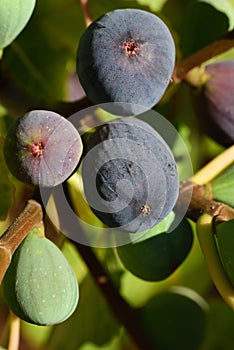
xmin=3 ymin=230 xmax=79 ymax=326
xmin=0 ymin=0 xmax=36 ymax=50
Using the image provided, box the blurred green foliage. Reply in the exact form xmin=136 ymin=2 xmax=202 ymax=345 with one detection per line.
xmin=0 ymin=0 xmax=234 ymax=349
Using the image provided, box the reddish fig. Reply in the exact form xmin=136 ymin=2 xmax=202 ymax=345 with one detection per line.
xmin=191 ymin=61 xmax=234 ymax=147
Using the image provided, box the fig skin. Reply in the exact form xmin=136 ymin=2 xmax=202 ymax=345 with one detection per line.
xmin=197 ymin=61 xmax=234 ymax=146
xmin=4 ymin=110 xmax=83 ymax=187
xmin=3 ymin=232 xmax=79 ymax=326
xmin=77 ymin=9 xmax=175 ymax=110
xmin=82 ymin=117 xmax=179 ymax=233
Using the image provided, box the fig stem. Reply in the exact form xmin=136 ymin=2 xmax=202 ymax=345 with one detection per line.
xmin=8 ymin=312 xmax=20 ymax=350
xmin=196 ymin=213 xmax=234 ymax=310
xmin=79 ymin=0 xmax=92 ymax=27
xmin=177 ymin=181 xmax=234 ymax=222
xmin=173 ymin=29 xmax=234 ymax=82
xmin=0 ymin=199 xmax=43 ymax=284
xmin=191 ymin=145 xmax=234 ymax=185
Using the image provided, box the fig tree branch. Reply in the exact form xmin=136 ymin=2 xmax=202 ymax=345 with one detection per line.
xmin=177 ymin=181 xmax=234 ymax=222
xmin=73 ymin=242 xmax=157 ymax=350
xmin=0 ymin=199 xmax=43 ymax=284
xmin=79 ymin=0 xmax=92 ymax=27
xmin=173 ymin=29 xmax=234 ymax=82
xmin=1 ymin=30 xmax=233 ymax=118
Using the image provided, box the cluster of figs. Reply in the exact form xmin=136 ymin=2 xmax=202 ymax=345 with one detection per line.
xmin=1 ymin=5 xmax=233 ymax=326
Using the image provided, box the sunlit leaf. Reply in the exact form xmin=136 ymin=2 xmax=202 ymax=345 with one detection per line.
xmin=212 ymin=164 xmax=234 ymax=207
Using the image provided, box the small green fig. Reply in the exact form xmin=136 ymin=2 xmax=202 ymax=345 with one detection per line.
xmin=2 ymin=229 xmax=79 ymax=326
xmin=0 ymin=0 xmax=36 ymax=50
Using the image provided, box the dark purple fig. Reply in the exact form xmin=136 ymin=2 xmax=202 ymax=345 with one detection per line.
xmin=77 ymin=9 xmax=175 ymax=110
xmin=193 ymin=60 xmax=234 ymax=147
xmin=4 ymin=110 xmax=83 ymax=187
xmin=81 ymin=117 xmax=179 ymax=233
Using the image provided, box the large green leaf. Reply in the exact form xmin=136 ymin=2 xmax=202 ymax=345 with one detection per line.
xmin=212 ymin=164 xmax=234 ymax=207
xmin=201 ymin=299 xmax=234 ymax=350
xmin=202 ymin=0 xmax=234 ymax=29
xmin=138 ymin=287 xmax=208 ymax=350
xmin=180 ymin=0 xmax=230 ymax=56
xmin=117 ymin=219 xmax=193 ymax=281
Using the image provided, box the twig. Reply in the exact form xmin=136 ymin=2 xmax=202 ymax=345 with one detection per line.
xmin=191 ymin=145 xmax=234 ymax=185
xmin=0 ymin=200 xmax=43 ymax=284
xmin=79 ymin=0 xmax=92 ymax=27
xmin=177 ymin=181 xmax=234 ymax=222
xmin=73 ymin=242 xmax=156 ymax=350
xmin=173 ymin=29 xmax=234 ymax=82
xmin=8 ymin=312 xmax=20 ymax=350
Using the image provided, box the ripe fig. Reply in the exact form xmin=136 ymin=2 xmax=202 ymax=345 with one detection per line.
xmin=82 ymin=117 xmax=179 ymax=233
xmin=0 ymin=0 xmax=36 ymax=50
xmin=3 ymin=230 xmax=79 ymax=326
xmin=192 ymin=61 xmax=234 ymax=146
xmin=4 ymin=110 xmax=83 ymax=187
xmin=77 ymin=9 xmax=175 ymax=110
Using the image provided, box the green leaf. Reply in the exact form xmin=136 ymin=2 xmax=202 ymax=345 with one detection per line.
xmin=201 ymin=299 xmax=234 ymax=350
xmin=180 ymin=0 xmax=229 ymax=56
xmin=0 ymin=0 xmax=36 ymax=50
xmin=211 ymin=164 xmax=234 ymax=207
xmin=138 ymin=286 xmax=208 ymax=350
xmin=48 ymin=274 xmax=120 ymax=350
xmin=2 ymin=0 xmax=86 ymax=101
xmin=215 ymin=219 xmax=234 ymax=287
xmin=117 ymin=218 xmax=193 ymax=281
xmin=201 ymin=0 xmax=234 ymax=29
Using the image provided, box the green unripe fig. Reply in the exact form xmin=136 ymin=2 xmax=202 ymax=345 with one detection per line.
xmin=0 ymin=0 xmax=36 ymax=50
xmin=2 ymin=230 xmax=79 ymax=326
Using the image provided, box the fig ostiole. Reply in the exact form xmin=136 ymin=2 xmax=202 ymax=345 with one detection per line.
xmin=77 ymin=9 xmax=175 ymax=111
